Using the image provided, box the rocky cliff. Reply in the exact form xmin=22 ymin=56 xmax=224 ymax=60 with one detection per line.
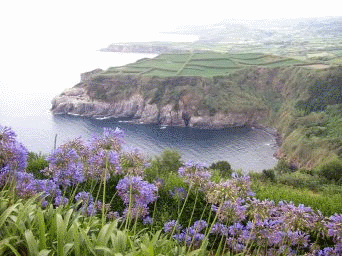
xmin=51 ymin=69 xmax=284 ymax=128
xmin=51 ymin=86 xmax=269 ymax=128
xmin=51 ymin=65 xmax=338 ymax=130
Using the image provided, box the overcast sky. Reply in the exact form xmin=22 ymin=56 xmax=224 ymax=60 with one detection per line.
xmin=1 ymin=0 xmax=341 ymax=51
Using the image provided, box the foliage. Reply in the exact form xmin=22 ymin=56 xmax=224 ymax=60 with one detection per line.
xmin=273 ymin=159 xmax=293 ymax=175
xmin=318 ymin=159 xmax=342 ymax=182
xmin=2 ymin=124 xmax=342 ymax=255
xmin=295 ymin=76 xmax=342 ymax=114
xmin=209 ymin=160 xmax=232 ymax=178
xmin=261 ymin=169 xmax=276 ymax=181
xmin=26 ymin=152 xmax=49 ymax=179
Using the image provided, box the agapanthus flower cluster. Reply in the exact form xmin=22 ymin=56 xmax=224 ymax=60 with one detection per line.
xmin=46 ymin=146 xmax=85 ymax=187
xmin=178 ymin=161 xmax=211 ymax=188
xmin=209 ymin=219 xmax=311 ymax=255
xmin=120 ymin=148 xmax=146 ymax=176
xmin=0 ymin=126 xmax=28 ymax=186
xmin=89 ymin=127 xmax=124 ymax=152
xmin=172 ymin=220 xmax=208 ymax=249
xmin=169 ymin=186 xmax=187 ymax=200
xmin=164 ymin=220 xmax=183 ymax=233
xmin=116 ymin=176 xmax=158 ymax=219
xmin=74 ymin=191 xmax=110 ymax=217
xmin=86 ymin=148 xmax=121 ymax=180
xmin=206 ymin=175 xmax=254 ymax=206
xmin=212 ymin=198 xmax=247 ymax=224
xmin=325 ymin=214 xmax=342 ymax=249
xmin=45 ymin=128 xmax=126 ymax=184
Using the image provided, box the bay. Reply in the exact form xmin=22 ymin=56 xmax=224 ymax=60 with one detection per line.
xmin=0 ymin=50 xmax=278 ymax=172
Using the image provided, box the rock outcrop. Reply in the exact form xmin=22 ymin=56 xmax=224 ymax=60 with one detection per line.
xmin=51 ymin=88 xmax=267 ymax=129
xmin=51 ymin=66 xmax=303 ymax=129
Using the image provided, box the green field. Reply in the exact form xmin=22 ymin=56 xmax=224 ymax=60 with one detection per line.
xmin=102 ymin=52 xmax=312 ymax=77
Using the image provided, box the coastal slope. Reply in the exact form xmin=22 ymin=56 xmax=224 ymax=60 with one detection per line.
xmin=51 ymin=52 xmax=342 ymax=168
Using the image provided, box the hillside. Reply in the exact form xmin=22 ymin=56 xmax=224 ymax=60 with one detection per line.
xmin=51 ymin=52 xmax=342 ymax=168
xmin=102 ymin=17 xmax=342 ymax=65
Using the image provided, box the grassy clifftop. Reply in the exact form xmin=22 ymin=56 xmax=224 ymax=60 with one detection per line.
xmin=101 ymin=52 xmax=318 ymax=77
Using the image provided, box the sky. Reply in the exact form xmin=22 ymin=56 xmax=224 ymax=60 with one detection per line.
xmin=0 ymin=0 xmax=341 ymax=52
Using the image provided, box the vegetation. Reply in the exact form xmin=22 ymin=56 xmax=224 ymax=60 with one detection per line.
xmin=1 ymin=125 xmax=342 ymax=255
xmin=102 ymin=53 xmax=311 ymax=77
xmin=83 ymin=53 xmax=342 ymax=169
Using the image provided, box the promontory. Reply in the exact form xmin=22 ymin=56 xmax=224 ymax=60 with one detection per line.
xmin=51 ymin=52 xmax=342 ymax=168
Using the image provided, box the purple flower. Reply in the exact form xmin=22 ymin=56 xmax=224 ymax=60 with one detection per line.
xmin=89 ymin=127 xmax=124 ymax=152
xmin=164 ymin=220 xmax=182 ymax=233
xmin=75 ymin=191 xmax=94 ymax=205
xmin=116 ymin=175 xmax=158 ymax=219
xmin=53 ymin=162 xmax=84 ymax=187
xmin=211 ymin=223 xmax=229 ymax=236
xmin=54 ymin=195 xmax=69 ymax=206
xmin=178 ymin=160 xmax=211 ymax=188
xmin=116 ymin=176 xmax=158 ymax=206
xmin=169 ymin=187 xmax=187 ymax=200
xmin=86 ymin=149 xmax=121 ymax=180
xmin=192 ymin=220 xmax=208 ymax=232
xmin=143 ymin=216 xmax=153 ymax=225
xmin=0 ymin=125 xmax=28 ymax=174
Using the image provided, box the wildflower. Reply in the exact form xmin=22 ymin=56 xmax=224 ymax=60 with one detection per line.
xmin=54 ymin=195 xmax=69 ymax=206
xmin=116 ymin=176 xmax=158 ymax=219
xmin=143 ymin=216 xmax=153 ymax=225
xmin=89 ymin=127 xmax=124 ymax=152
xmin=169 ymin=187 xmax=187 ymax=200
xmin=211 ymin=223 xmax=229 ymax=236
xmin=0 ymin=125 xmax=28 ymax=176
xmin=75 ymin=191 xmax=94 ymax=205
xmin=53 ymin=162 xmax=84 ymax=187
xmin=86 ymin=149 xmax=121 ymax=180
xmin=178 ymin=160 xmax=211 ymax=188
xmin=164 ymin=220 xmax=182 ymax=233
xmin=192 ymin=220 xmax=208 ymax=232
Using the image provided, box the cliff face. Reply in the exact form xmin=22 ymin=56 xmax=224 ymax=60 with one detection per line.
xmin=51 ymin=66 xmax=334 ymax=129
xmin=52 ymin=69 xmax=282 ymax=128
xmin=51 ymin=87 xmax=268 ymax=128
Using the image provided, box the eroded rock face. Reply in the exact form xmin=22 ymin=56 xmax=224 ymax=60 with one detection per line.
xmin=51 ymin=68 xmax=277 ymax=128
xmin=51 ymin=87 xmax=267 ymax=128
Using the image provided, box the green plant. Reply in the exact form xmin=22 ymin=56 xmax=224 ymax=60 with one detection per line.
xmin=261 ymin=169 xmax=275 ymax=181
xmin=273 ymin=159 xmax=293 ymax=175
xmin=26 ymin=152 xmax=49 ymax=179
xmin=318 ymin=159 xmax=342 ymax=182
xmin=209 ymin=161 xmax=232 ymax=178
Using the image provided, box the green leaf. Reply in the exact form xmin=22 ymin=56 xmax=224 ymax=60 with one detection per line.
xmin=0 ymin=203 xmax=20 ymax=229
xmin=38 ymin=249 xmax=51 ymax=256
xmin=56 ymin=213 xmax=65 ymax=256
xmin=24 ymin=229 xmax=39 ymax=256
xmin=36 ymin=207 xmax=47 ymax=250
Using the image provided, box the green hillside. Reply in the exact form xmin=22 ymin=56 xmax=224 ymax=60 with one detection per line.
xmin=62 ymin=51 xmax=342 ymax=169
xmin=102 ymin=52 xmax=316 ymax=77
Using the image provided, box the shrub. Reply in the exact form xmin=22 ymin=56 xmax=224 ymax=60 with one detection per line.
xmin=145 ymin=149 xmax=183 ymax=180
xmin=274 ymin=159 xmax=293 ymax=174
xmin=277 ymin=171 xmax=322 ymax=191
xmin=26 ymin=152 xmax=49 ymax=179
xmin=261 ymin=169 xmax=275 ymax=181
xmin=209 ymin=160 xmax=232 ymax=178
xmin=319 ymin=159 xmax=342 ymax=182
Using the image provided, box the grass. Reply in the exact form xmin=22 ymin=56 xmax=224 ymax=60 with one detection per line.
xmin=251 ymin=179 xmax=342 ymax=216
xmin=101 ymin=52 xmax=313 ymax=77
